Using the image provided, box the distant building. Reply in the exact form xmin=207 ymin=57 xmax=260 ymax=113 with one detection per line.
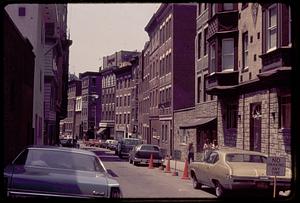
xmin=99 ymin=50 xmax=140 ymax=140
xmin=4 ymin=10 xmax=35 ymax=165
xmin=79 ymin=72 xmax=102 ymax=139
xmin=144 ymin=3 xmax=197 ymax=156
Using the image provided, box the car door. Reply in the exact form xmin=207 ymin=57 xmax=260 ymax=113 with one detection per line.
xmin=201 ymin=151 xmax=219 ymax=187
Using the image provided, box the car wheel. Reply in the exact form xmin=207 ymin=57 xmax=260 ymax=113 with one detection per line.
xmin=192 ymin=175 xmax=201 ymax=189
xmin=133 ymin=161 xmax=138 ymax=166
xmin=129 ymin=158 xmax=133 ymax=164
xmin=215 ymin=181 xmax=225 ymax=198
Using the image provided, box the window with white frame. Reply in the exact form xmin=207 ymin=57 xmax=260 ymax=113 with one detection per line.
xmin=242 ymin=32 xmax=248 ymax=69
xmin=267 ymin=4 xmax=277 ymax=51
xmin=180 ymin=129 xmax=188 ymax=144
xmin=210 ymin=43 xmax=216 ymax=73
xmin=223 ymin=3 xmax=233 ymax=11
xmin=222 ymin=38 xmax=234 ymax=71
xmin=279 ymin=95 xmax=291 ymax=129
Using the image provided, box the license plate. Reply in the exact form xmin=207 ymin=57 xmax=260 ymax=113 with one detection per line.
xmin=256 ymin=182 xmax=269 ymax=189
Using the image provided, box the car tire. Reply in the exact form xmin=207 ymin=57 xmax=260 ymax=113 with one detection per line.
xmin=192 ymin=175 xmax=201 ymax=189
xmin=215 ymin=181 xmax=225 ymax=198
xmin=129 ymin=158 xmax=133 ymax=164
xmin=133 ymin=161 xmax=138 ymax=166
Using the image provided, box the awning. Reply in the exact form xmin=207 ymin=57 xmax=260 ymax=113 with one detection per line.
xmin=97 ymin=128 xmax=106 ymax=135
xmin=179 ymin=117 xmax=216 ymax=129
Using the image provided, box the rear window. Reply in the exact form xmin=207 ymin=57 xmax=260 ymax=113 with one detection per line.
xmin=140 ymin=145 xmax=159 ymax=151
xmin=24 ymin=149 xmax=106 ymax=172
xmin=124 ymin=139 xmax=142 ymax=145
xmin=226 ymin=153 xmax=267 ymax=163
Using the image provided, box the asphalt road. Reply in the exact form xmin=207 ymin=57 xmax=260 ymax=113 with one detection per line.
xmin=84 ymin=146 xmax=216 ymax=199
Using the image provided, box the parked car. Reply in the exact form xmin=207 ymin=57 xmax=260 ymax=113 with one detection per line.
xmin=94 ymin=139 xmax=105 ymax=148
xmin=189 ymin=148 xmax=292 ymax=198
xmin=59 ymin=138 xmax=79 ymax=148
xmin=128 ymin=144 xmax=164 ymax=166
xmin=108 ymin=140 xmax=118 ymax=151
xmin=116 ymin=138 xmax=143 ymax=158
xmin=102 ymin=139 xmax=115 ymax=149
xmin=4 ymin=145 xmax=122 ymax=199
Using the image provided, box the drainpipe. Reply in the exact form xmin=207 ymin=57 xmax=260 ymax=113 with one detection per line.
xmin=243 ymin=93 xmax=245 ymax=150
xmin=268 ymin=88 xmax=270 ymax=156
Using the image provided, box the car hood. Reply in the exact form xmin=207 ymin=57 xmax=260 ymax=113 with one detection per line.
xmin=227 ymin=162 xmax=292 ymax=179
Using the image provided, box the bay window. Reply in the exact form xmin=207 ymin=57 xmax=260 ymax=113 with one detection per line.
xmin=210 ymin=43 xmax=216 ymax=73
xmin=267 ymin=4 xmax=277 ymax=51
xmin=222 ymin=38 xmax=234 ymax=71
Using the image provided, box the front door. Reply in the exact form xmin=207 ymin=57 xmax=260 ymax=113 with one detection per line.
xmin=250 ymin=103 xmax=262 ymax=152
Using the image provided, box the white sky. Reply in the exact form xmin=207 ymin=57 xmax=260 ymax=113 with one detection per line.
xmin=67 ymin=3 xmax=161 ymax=76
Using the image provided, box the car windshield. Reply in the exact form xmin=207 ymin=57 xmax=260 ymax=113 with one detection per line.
xmin=24 ymin=149 xmax=106 ymax=172
xmin=140 ymin=145 xmax=159 ymax=151
xmin=226 ymin=153 xmax=267 ymax=163
xmin=124 ymin=139 xmax=141 ymax=145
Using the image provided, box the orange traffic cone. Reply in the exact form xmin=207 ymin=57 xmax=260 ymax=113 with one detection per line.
xmin=164 ymin=156 xmax=171 ymax=173
xmin=148 ymin=154 xmax=154 ymax=169
xmin=181 ymin=159 xmax=190 ymax=180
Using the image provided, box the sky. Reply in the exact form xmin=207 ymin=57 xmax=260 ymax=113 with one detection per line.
xmin=67 ymin=3 xmax=161 ymax=76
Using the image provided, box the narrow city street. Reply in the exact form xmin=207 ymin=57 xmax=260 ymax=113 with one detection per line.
xmin=83 ymin=146 xmax=216 ymax=198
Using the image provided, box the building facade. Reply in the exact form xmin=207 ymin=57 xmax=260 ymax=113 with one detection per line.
xmin=5 ymin=4 xmax=46 ymax=145
xmin=114 ymin=63 xmax=133 ymax=140
xmin=144 ymin=3 xmax=197 ymax=156
xmin=138 ymin=42 xmax=151 ymax=144
xmin=4 ymin=10 xmax=35 ymax=165
xmin=79 ymin=72 xmax=102 ymax=139
xmin=99 ymin=50 xmax=140 ymax=140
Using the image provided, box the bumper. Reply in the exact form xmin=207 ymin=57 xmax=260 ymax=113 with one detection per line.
xmin=226 ymin=179 xmax=291 ymax=191
xmin=133 ymin=157 xmax=163 ymax=164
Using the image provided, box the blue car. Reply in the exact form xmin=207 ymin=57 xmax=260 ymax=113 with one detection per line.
xmin=4 ymin=145 xmax=122 ymax=199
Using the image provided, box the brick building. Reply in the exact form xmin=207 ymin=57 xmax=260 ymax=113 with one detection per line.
xmin=144 ymin=3 xmax=197 ymax=156
xmin=138 ymin=42 xmax=151 ymax=144
xmin=99 ymin=50 xmax=140 ymax=140
xmin=79 ymin=72 xmax=102 ymax=139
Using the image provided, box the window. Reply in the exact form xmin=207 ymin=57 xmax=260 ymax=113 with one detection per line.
xmin=242 ymin=32 xmax=249 ymax=69
xmin=279 ymin=95 xmax=291 ymax=129
xmin=197 ymin=77 xmax=201 ymax=103
xmin=222 ymin=38 xmax=234 ymax=71
xmin=18 ymin=7 xmax=26 ymax=16
xmin=204 ymin=28 xmax=208 ymax=56
xmin=197 ymin=32 xmax=202 ymax=59
xmin=198 ymin=3 xmax=201 ymax=15
xmin=223 ymin=3 xmax=233 ymax=11
xmin=204 ymin=75 xmax=207 ymax=102
xmin=211 ymin=4 xmax=216 ymax=17
xmin=128 ymin=95 xmax=130 ymax=106
xmin=267 ymin=4 xmax=277 ymax=51
xmin=210 ymin=43 xmax=216 ymax=73
xmin=161 ymin=125 xmax=165 ymax=141
xmin=180 ymin=129 xmax=188 ymax=144
xmin=227 ymin=104 xmax=238 ymax=129
xmin=165 ymin=125 xmax=168 ymax=141
xmin=92 ymin=78 xmax=96 ymax=86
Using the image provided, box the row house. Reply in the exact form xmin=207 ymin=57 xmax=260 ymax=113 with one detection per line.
xmin=99 ymin=50 xmax=139 ymax=140
xmin=114 ymin=62 xmax=134 ymax=140
xmin=43 ymin=4 xmax=71 ymax=145
xmin=205 ymin=3 xmax=292 ymax=167
xmin=138 ymin=42 xmax=151 ymax=144
xmin=144 ymin=3 xmax=197 ymax=156
xmin=62 ymin=79 xmax=82 ymax=139
xmin=79 ymin=72 xmax=102 ymax=139
xmin=5 ymin=4 xmax=71 ymax=146
xmin=174 ymin=3 xmax=218 ymax=161
xmin=6 ymin=4 xmax=46 ymax=145
xmin=4 ymin=11 xmax=35 ymax=165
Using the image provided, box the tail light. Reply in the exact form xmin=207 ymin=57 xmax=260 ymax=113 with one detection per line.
xmin=110 ymin=187 xmax=122 ymax=198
